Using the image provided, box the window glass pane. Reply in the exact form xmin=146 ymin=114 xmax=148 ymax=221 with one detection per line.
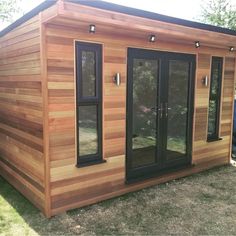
xmin=210 ymin=60 xmax=221 ymax=97
xmin=82 ymin=51 xmax=96 ymax=97
xmin=166 ymin=60 xmax=189 ymax=158
xmin=132 ymin=59 xmax=158 ymax=168
xmin=79 ymin=106 xmax=98 ymax=156
xmin=208 ymin=100 xmax=217 ymax=136
xmin=207 ymin=57 xmax=222 ymax=139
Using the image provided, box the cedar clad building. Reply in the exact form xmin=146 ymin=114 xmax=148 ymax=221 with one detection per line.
xmin=0 ymin=0 xmax=235 ymax=217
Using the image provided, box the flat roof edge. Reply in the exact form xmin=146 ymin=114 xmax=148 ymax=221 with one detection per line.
xmin=1 ymin=0 xmax=236 ymax=38
xmin=71 ymin=0 xmax=236 ymax=37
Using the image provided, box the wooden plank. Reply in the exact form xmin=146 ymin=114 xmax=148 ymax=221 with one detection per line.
xmin=0 ymin=160 xmax=45 ymax=213
xmin=0 ymin=52 xmax=40 ymax=65
xmin=0 ymin=14 xmax=46 ymax=216
xmin=0 ymin=37 xmax=40 ymax=54
xmin=223 ymin=57 xmax=236 ymax=162
xmin=0 ymin=44 xmax=40 ymax=59
xmin=0 ymin=29 xmax=39 ymax=49
xmin=40 ymin=14 xmax=51 ymax=218
xmin=0 ymin=16 xmax=39 ymax=43
xmin=0 ymin=60 xmax=40 ymax=71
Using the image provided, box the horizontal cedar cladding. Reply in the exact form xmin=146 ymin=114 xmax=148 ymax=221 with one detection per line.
xmin=0 ymin=15 xmax=45 ymax=213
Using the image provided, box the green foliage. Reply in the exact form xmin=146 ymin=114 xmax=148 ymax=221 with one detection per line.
xmin=132 ymin=59 xmax=158 ymax=138
xmin=0 ymin=0 xmax=21 ymax=22
xmin=199 ymin=0 xmax=236 ymax=30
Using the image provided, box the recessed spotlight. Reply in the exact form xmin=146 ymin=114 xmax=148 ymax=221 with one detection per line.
xmin=89 ymin=24 xmax=96 ymax=33
xmin=195 ymin=41 xmax=200 ymax=48
xmin=229 ymin=46 xmax=234 ymax=52
xmin=149 ymin=34 xmax=156 ymax=42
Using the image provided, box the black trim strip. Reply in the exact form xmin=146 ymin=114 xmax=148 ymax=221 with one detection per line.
xmin=1 ymin=0 xmax=236 ymax=37
xmin=207 ymin=137 xmax=223 ymax=142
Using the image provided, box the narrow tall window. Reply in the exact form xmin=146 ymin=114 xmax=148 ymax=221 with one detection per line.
xmin=207 ymin=57 xmax=223 ymax=141
xmin=76 ymin=42 xmax=103 ymax=167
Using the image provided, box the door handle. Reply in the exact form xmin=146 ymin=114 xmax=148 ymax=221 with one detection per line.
xmin=150 ymin=107 xmax=156 ymax=112
xmin=151 ymin=105 xmax=163 ymax=118
xmin=158 ymin=103 xmax=163 ymax=118
xmin=165 ymin=103 xmax=171 ymax=117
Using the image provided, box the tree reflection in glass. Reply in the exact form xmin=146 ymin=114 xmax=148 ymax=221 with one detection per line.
xmin=82 ymin=51 xmax=96 ymax=97
xmin=166 ymin=60 xmax=189 ymax=158
xmin=79 ymin=106 xmax=98 ymax=156
xmin=132 ymin=59 xmax=158 ymax=168
xmin=207 ymin=58 xmax=223 ymax=139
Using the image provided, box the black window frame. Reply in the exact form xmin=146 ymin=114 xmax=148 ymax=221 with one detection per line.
xmin=207 ymin=56 xmax=223 ymax=142
xmin=75 ymin=41 xmax=104 ymax=167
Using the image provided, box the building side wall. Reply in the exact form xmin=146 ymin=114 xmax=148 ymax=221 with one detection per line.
xmin=0 ymin=15 xmax=45 ymax=212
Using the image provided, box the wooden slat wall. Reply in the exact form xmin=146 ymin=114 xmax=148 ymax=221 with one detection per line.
xmin=45 ymin=24 xmax=136 ymax=215
xmin=0 ymin=16 xmax=45 ymax=212
xmin=45 ymin=22 xmax=236 ymax=216
xmin=103 ymin=45 xmax=127 ymax=157
xmin=192 ymin=54 xmax=235 ymax=164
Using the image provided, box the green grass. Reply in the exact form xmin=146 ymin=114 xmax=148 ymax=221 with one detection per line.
xmin=1 ymin=164 xmax=236 ymax=235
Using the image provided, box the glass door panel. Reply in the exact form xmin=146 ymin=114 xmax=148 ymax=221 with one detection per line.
xmin=166 ymin=60 xmax=190 ymax=162
xmin=132 ymin=59 xmax=159 ymax=168
xmin=126 ymin=48 xmax=195 ymax=182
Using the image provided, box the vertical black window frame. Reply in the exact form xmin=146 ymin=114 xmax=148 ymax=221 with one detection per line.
xmin=207 ymin=56 xmax=223 ymax=141
xmin=75 ymin=41 xmax=104 ymax=167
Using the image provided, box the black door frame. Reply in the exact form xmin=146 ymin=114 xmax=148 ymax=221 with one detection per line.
xmin=126 ymin=48 xmax=196 ymax=182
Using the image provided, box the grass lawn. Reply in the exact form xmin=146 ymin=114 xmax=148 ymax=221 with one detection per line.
xmin=1 ymin=164 xmax=236 ymax=235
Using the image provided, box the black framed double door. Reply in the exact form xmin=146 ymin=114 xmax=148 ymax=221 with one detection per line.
xmin=126 ymin=48 xmax=196 ymax=182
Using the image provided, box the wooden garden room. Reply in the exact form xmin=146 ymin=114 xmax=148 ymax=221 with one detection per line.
xmin=0 ymin=0 xmax=236 ymax=217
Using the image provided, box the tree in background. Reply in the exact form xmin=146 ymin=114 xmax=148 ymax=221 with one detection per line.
xmin=0 ymin=0 xmax=21 ymax=22
xmin=199 ymin=0 xmax=236 ymax=30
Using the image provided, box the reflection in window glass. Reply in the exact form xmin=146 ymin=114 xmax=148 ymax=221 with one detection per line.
xmin=208 ymin=100 xmax=217 ymax=135
xmin=167 ymin=60 xmax=189 ymax=157
xmin=132 ymin=59 xmax=158 ymax=168
xmin=207 ymin=57 xmax=223 ymax=139
xmin=79 ymin=106 xmax=98 ymax=156
xmin=82 ymin=51 xmax=96 ymax=97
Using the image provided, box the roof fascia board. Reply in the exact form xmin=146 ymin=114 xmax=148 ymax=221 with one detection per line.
xmin=1 ymin=0 xmax=236 ymax=38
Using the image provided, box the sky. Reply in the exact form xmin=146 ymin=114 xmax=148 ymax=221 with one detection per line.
xmin=1 ymin=0 xmax=236 ymax=31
